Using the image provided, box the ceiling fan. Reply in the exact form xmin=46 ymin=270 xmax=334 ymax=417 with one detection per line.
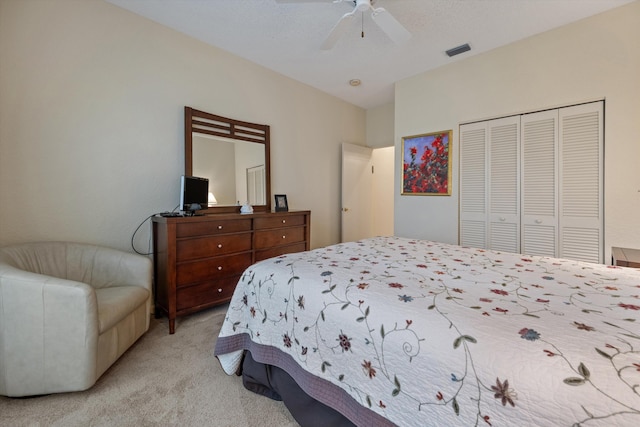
xmin=277 ymin=0 xmax=411 ymax=50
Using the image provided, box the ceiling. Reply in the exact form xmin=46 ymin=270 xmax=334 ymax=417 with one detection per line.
xmin=105 ymin=0 xmax=634 ymax=110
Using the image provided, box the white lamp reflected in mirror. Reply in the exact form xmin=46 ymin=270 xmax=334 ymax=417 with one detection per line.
xmin=208 ymin=192 xmax=217 ymax=206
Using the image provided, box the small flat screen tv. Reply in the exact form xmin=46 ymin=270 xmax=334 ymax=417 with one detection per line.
xmin=180 ymin=175 xmax=209 ymax=215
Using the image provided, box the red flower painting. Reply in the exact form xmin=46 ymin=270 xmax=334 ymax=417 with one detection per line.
xmin=402 ymin=131 xmax=451 ymax=195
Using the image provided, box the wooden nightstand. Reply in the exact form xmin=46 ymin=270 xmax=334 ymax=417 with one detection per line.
xmin=611 ymin=247 xmax=640 ymax=268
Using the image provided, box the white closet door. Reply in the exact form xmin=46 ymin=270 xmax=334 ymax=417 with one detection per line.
xmin=558 ymin=102 xmax=603 ymax=263
xmin=488 ymin=117 xmax=520 ymax=253
xmin=521 ymin=110 xmax=558 ymax=257
xmin=459 ymin=122 xmax=487 ymax=248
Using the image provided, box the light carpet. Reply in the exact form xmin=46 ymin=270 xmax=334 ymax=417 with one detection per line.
xmin=0 ymin=305 xmax=298 ymax=427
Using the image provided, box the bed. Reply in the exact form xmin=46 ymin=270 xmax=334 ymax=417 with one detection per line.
xmin=214 ymin=236 xmax=640 ymax=426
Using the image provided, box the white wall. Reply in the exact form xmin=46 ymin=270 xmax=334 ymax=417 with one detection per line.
xmin=394 ymin=1 xmax=640 ymax=262
xmin=0 ymin=0 xmax=365 ymax=252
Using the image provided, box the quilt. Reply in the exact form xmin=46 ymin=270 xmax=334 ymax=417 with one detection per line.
xmin=214 ymin=237 xmax=640 ymax=426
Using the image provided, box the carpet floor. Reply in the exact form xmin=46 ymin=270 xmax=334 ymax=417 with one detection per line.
xmin=0 ymin=305 xmax=298 ymax=427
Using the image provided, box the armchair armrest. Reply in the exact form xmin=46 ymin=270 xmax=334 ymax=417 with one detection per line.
xmin=0 ymin=265 xmax=99 ymax=396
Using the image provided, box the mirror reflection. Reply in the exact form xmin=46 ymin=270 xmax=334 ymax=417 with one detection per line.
xmin=184 ymin=106 xmax=271 ymax=212
xmin=192 ymin=134 xmax=266 ymax=206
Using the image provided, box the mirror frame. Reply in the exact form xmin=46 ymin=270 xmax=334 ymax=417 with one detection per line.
xmin=185 ymin=106 xmax=271 ymax=213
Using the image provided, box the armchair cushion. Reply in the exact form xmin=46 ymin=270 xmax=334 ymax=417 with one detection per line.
xmin=0 ymin=242 xmax=152 ymax=397
xmin=96 ymin=286 xmax=148 ymax=333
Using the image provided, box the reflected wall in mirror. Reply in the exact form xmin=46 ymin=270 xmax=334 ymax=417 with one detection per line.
xmin=192 ymin=135 xmax=265 ymax=206
xmin=185 ymin=107 xmax=271 ymax=213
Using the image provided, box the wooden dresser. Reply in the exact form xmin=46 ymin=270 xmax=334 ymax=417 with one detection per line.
xmin=152 ymin=210 xmax=310 ymax=333
xmin=611 ymin=247 xmax=640 ymax=269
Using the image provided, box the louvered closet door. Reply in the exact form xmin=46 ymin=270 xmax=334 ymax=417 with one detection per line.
xmin=459 ymin=122 xmax=487 ymax=248
xmin=558 ymin=102 xmax=603 ymax=263
xmin=488 ymin=117 xmax=520 ymax=252
xmin=521 ymin=110 xmax=558 ymax=258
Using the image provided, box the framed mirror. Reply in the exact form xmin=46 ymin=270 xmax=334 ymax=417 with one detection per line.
xmin=185 ymin=107 xmax=271 ymax=213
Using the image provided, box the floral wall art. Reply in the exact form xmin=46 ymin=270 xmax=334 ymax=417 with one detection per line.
xmin=401 ymin=130 xmax=452 ymax=195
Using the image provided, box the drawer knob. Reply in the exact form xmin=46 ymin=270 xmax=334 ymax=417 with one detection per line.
xmin=217 ymin=244 xmax=223 ymax=248
xmin=282 ymin=220 xmax=286 ymax=224
xmin=217 ymin=266 xmax=223 ymax=271
xmin=282 ymin=235 xmax=286 ymax=239
xmin=217 ymin=288 xmax=223 ymax=293
xmin=218 ymin=225 xmax=223 ymax=230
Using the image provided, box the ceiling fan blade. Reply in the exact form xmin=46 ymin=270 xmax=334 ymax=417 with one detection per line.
xmin=371 ymin=7 xmax=411 ymax=45
xmin=320 ymin=11 xmax=355 ymax=50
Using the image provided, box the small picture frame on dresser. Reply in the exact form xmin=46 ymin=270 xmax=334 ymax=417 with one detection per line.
xmin=274 ymin=194 xmax=288 ymax=212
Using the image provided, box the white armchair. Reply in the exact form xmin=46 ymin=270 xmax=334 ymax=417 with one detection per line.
xmin=0 ymin=242 xmax=152 ymax=397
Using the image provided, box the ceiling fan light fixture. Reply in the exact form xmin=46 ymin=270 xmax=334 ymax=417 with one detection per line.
xmin=349 ymin=78 xmax=362 ymax=87
xmin=319 ymin=0 xmax=410 ymax=50
xmin=355 ymin=0 xmax=371 ymax=12
xmin=446 ymin=43 xmax=471 ymax=57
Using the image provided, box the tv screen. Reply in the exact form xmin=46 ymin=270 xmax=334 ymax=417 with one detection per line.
xmin=180 ymin=175 xmax=209 ymax=215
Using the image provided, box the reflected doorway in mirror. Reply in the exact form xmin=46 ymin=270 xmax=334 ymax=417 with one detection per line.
xmin=275 ymin=194 xmax=288 ymax=212
xmin=247 ymin=165 xmax=265 ymax=205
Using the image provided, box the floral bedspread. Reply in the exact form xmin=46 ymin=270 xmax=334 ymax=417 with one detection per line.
xmin=214 ymin=237 xmax=640 ymax=426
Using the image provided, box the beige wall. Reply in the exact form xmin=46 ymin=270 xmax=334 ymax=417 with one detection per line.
xmin=366 ymin=103 xmax=394 ymax=148
xmin=394 ymin=1 xmax=640 ymax=262
xmin=0 ymin=0 xmax=365 ymax=251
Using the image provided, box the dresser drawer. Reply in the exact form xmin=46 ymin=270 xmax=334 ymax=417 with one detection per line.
xmin=177 ymin=218 xmax=252 ymax=238
xmin=177 ymin=232 xmax=252 ymax=261
xmin=255 ymin=242 xmax=307 ymax=262
xmin=254 ymin=214 xmax=306 ymax=230
xmin=176 ymin=275 xmax=238 ymax=311
xmin=176 ymin=252 xmax=252 ymax=285
xmin=254 ymin=226 xmax=305 ymax=249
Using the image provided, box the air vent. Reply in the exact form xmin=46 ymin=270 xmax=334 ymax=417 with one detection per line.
xmin=446 ymin=43 xmax=471 ymax=57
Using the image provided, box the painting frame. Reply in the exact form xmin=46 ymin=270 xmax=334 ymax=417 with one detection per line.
xmin=401 ymin=130 xmax=452 ymax=196
xmin=274 ymin=194 xmax=288 ymax=212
